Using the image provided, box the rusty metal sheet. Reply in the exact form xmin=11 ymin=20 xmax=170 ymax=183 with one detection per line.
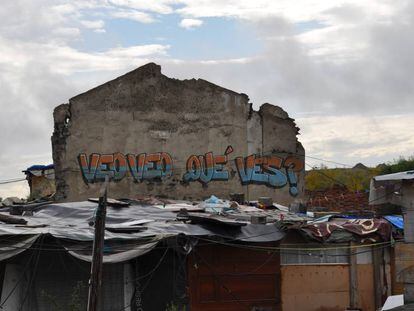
xmin=299 ymin=218 xmax=391 ymax=242
xmin=188 ymin=243 xmax=281 ymax=311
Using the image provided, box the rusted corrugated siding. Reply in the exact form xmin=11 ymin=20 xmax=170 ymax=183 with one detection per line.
xmin=188 ymin=244 xmax=281 ymax=310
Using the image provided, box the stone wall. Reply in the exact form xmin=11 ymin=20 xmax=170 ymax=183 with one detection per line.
xmin=52 ymin=63 xmax=305 ymax=204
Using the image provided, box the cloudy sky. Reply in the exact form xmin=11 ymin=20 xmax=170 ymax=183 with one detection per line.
xmin=1 ymin=0 xmax=413 ymax=197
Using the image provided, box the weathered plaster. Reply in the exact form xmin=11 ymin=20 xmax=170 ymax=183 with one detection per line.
xmin=52 ymin=63 xmax=305 ymax=205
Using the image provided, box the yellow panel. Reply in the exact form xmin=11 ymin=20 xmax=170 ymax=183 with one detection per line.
xmin=281 ymin=265 xmax=349 ymax=311
xmin=357 ymin=264 xmax=375 ymax=311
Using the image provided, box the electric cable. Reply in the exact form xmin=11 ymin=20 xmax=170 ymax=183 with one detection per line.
xmin=192 ymin=250 xmax=246 ymax=308
xmin=0 ymin=150 xmax=366 ymax=186
xmin=0 ymin=244 xmax=38 ymax=308
xmin=18 ymin=235 xmax=43 ymax=311
xmin=118 ymin=247 xmax=170 ymax=311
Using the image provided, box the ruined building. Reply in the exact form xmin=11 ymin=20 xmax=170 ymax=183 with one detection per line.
xmin=23 ymin=164 xmax=55 ymax=200
xmin=52 ymin=63 xmax=305 ymax=204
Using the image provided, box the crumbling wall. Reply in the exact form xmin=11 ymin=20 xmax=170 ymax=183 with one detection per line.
xmin=28 ymin=176 xmax=56 ymax=199
xmin=52 ymin=63 xmax=305 ymax=204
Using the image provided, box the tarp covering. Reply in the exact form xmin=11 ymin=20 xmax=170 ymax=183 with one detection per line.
xmin=385 ymin=215 xmax=404 ymax=230
xmin=0 ymin=201 xmax=285 ymax=262
xmin=298 ymin=218 xmax=392 ymax=242
xmin=0 ymin=234 xmax=39 ymax=261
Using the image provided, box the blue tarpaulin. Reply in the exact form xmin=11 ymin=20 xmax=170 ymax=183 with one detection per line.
xmin=24 ymin=164 xmax=54 ymax=171
xmin=384 ymin=215 xmax=404 ymax=230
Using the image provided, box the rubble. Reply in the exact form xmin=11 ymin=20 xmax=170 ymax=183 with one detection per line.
xmin=1 ymin=197 xmax=25 ymax=207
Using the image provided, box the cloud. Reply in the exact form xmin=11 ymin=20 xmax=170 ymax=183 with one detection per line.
xmin=107 ymin=0 xmax=175 ymax=15
xmin=0 ymin=36 xmax=170 ymax=74
xmin=80 ymin=19 xmax=106 ymax=32
xmin=157 ymin=1 xmax=414 ymax=118
xmin=175 ymin=0 xmax=395 ymax=22
xmin=1 ymin=0 xmax=414 ymax=198
xmin=297 ymin=114 xmax=414 ymax=167
xmin=0 ymin=60 xmax=76 ymax=198
xmin=80 ymin=19 xmax=104 ymax=29
xmin=110 ymin=9 xmax=156 ymax=23
xmin=179 ymin=18 xmax=203 ymax=29
xmin=0 ymin=1 xmax=172 ymax=197
xmin=0 ymin=181 xmax=29 ymax=200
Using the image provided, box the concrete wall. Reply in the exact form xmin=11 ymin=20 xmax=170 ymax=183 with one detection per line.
xmin=52 ymin=63 xmax=304 ymax=203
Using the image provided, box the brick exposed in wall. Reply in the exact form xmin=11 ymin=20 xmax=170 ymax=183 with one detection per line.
xmin=306 ymin=185 xmax=371 ymax=213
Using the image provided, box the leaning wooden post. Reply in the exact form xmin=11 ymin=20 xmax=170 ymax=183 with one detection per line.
xmin=87 ymin=176 xmax=109 ymax=311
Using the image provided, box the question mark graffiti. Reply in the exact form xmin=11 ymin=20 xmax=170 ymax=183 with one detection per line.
xmin=283 ymin=156 xmax=304 ymax=196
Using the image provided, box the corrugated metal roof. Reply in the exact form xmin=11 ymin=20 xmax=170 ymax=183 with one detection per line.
xmin=374 ymin=170 xmax=414 ymax=181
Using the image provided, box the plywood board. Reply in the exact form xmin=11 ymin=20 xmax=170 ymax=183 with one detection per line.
xmin=281 ymin=265 xmax=350 ymax=311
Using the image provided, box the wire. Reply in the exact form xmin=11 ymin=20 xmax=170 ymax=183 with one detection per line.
xmin=0 ymin=226 xmax=398 ymax=252
xmin=18 ymin=236 xmax=43 ymax=311
xmin=139 ymin=248 xmax=170 ymax=291
xmin=0 ymin=231 xmax=369 ymax=251
xmin=305 ymin=163 xmax=348 ymax=187
xmin=0 ymin=150 xmax=359 ymax=186
xmin=303 ymin=155 xmax=352 ymax=168
xmin=219 ymin=250 xmax=278 ymax=277
xmin=195 ymin=236 xmax=393 ymax=252
xmin=0 ymin=178 xmax=26 ymax=185
xmin=0 ymin=236 xmax=44 ymax=310
xmin=193 ymin=250 xmax=246 ymax=308
xmin=118 ymin=247 xmax=170 ymax=311
xmin=0 ymin=244 xmax=38 ymax=308
xmin=305 ymin=162 xmax=404 ymax=205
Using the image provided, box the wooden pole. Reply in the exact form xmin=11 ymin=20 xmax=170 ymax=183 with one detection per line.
xmin=87 ymin=176 xmax=109 ymax=311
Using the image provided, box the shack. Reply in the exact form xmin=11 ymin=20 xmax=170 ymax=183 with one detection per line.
xmin=370 ymin=170 xmax=414 ymax=305
xmin=0 ymin=198 xmax=395 ymax=311
xmin=22 ymin=164 xmax=55 ymax=200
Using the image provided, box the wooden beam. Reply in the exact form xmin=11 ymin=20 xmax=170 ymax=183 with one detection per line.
xmin=87 ymin=176 xmax=109 ymax=311
xmin=373 ymin=246 xmax=382 ymax=309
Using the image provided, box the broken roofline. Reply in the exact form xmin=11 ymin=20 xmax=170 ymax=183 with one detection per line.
xmin=67 ymin=63 xmax=300 ymax=134
xmin=52 ymin=62 xmax=304 ymax=203
xmin=0 ymin=200 xmax=289 ymax=263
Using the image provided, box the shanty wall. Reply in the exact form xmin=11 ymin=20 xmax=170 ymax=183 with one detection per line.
xmin=281 ymin=264 xmax=376 ymax=311
xmin=279 ymin=234 xmax=392 ymax=311
xmin=187 ymin=243 xmax=281 ymax=310
xmin=52 ymin=63 xmax=304 ymax=203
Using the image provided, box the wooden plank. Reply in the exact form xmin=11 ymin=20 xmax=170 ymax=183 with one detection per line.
xmin=395 ymin=243 xmax=414 ymax=282
xmin=395 ymin=242 xmax=414 ymax=261
xmin=372 ymin=247 xmax=382 ymax=310
xmin=281 ymin=265 xmax=349 ymax=311
xmin=349 ymin=241 xmax=358 ymax=309
xmin=357 ymin=264 xmax=375 ymax=311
